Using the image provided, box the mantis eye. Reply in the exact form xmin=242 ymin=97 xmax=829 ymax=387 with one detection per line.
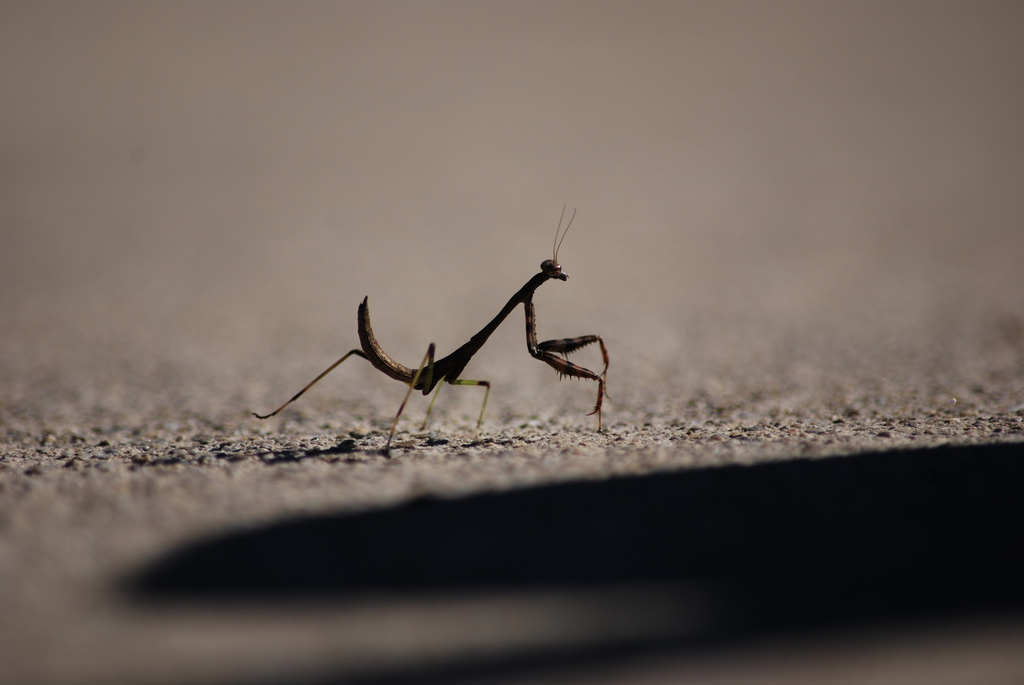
xmin=541 ymin=259 xmax=567 ymax=280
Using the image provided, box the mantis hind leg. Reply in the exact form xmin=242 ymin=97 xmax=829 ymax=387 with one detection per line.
xmin=386 ymin=343 xmax=435 ymax=453
xmin=252 ymin=349 xmax=368 ymax=419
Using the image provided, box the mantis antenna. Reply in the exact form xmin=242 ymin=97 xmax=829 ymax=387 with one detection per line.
xmin=552 ymin=204 xmax=577 ymax=263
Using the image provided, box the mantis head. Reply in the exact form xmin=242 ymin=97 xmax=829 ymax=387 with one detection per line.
xmin=541 ymin=259 xmax=567 ymax=280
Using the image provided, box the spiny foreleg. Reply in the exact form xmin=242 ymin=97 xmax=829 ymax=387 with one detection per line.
xmin=538 ymin=334 xmax=610 ymax=400
xmin=537 ymin=335 xmax=609 ymax=375
xmin=524 ymin=300 xmax=607 ymax=429
xmin=531 ymin=348 xmax=605 ymax=429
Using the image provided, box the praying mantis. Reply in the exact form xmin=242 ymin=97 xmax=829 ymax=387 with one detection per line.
xmin=253 ymin=207 xmax=608 ymax=451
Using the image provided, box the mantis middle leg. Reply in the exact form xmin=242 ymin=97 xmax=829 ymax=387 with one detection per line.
xmin=389 ymin=345 xmax=492 ymax=451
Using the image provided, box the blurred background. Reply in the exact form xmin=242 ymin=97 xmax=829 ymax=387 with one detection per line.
xmin=2 ymin=0 xmax=1024 ymax=425
xmin=3 ymin=4 xmax=1024 ymax=683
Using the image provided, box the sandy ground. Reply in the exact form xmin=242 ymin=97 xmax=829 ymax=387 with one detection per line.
xmin=3 ymin=2 xmax=1024 ymax=683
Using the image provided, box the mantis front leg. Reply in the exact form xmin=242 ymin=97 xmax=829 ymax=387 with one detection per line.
xmin=524 ymin=300 xmax=609 ymax=429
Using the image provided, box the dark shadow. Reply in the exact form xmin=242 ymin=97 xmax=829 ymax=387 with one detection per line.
xmin=129 ymin=441 xmax=1024 ymax=683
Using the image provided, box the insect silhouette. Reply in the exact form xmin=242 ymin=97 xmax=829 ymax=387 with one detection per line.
xmin=253 ymin=207 xmax=609 ymax=452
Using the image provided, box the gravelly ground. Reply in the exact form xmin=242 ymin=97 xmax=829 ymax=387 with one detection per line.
xmin=3 ymin=2 xmax=1024 ymax=683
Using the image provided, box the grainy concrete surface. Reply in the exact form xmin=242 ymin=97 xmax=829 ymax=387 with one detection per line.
xmin=2 ymin=2 xmax=1024 ymax=683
